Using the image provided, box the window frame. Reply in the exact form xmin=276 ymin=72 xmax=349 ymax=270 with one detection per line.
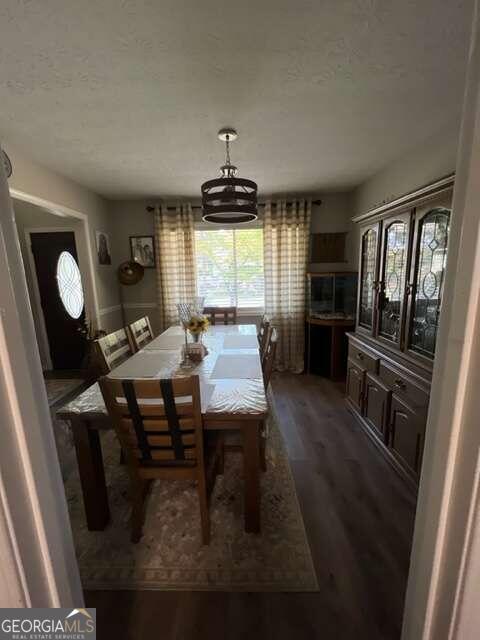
xmin=194 ymin=222 xmax=265 ymax=313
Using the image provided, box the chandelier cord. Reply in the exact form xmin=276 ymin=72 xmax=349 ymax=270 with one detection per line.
xmin=225 ymin=134 xmax=231 ymax=166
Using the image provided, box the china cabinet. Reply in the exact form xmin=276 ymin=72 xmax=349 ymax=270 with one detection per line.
xmin=346 ymin=175 xmax=453 ymax=488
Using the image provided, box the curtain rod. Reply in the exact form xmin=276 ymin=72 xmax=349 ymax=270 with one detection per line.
xmin=146 ymin=199 xmax=321 ymax=213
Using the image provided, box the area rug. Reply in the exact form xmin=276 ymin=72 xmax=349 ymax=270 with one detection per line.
xmin=64 ymin=411 xmax=318 ymax=592
xmin=45 ymin=378 xmax=84 ymax=406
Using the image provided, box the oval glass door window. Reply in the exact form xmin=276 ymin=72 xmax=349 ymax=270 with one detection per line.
xmin=56 ymin=251 xmax=84 ymax=319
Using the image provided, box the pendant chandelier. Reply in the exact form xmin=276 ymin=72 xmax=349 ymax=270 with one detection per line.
xmin=201 ymin=128 xmax=258 ymax=224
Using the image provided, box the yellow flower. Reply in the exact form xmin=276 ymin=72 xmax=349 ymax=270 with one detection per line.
xmin=190 ymin=315 xmax=209 ymax=332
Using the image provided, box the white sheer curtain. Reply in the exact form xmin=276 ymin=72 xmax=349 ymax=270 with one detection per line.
xmin=154 ymin=203 xmax=197 ymax=330
xmin=264 ymin=198 xmax=311 ymax=373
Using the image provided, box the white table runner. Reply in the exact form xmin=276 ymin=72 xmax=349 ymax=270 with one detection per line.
xmin=108 ymin=351 xmax=178 ymax=379
xmin=223 ymin=334 xmax=259 ymax=349
xmin=211 ymin=353 xmax=262 ymax=380
xmin=144 ymin=334 xmax=185 ymax=350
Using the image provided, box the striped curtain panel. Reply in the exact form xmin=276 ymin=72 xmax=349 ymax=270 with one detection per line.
xmin=154 ymin=203 xmax=197 ymax=330
xmin=264 ymin=198 xmax=311 ymax=373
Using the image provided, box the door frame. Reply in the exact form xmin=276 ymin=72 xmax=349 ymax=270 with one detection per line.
xmin=0 ymin=6 xmax=479 ymax=628
xmin=401 ymin=3 xmax=480 ymax=637
xmin=0 ymin=146 xmax=83 ymax=606
xmin=24 ymin=227 xmax=85 ymax=371
xmin=11 ymin=189 xmax=101 ymax=329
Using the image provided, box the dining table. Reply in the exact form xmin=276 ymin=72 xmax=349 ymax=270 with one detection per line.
xmin=56 ymin=323 xmax=268 ymax=534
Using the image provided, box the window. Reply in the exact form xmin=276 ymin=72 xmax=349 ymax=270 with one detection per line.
xmin=195 ymin=228 xmax=264 ymax=309
xmin=56 ymin=251 xmax=84 ymax=319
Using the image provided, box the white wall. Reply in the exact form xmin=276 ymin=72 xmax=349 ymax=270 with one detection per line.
xmin=5 ymin=140 xmax=122 ymax=332
xmin=309 ymin=194 xmax=357 ymax=273
xmin=352 ymin=123 xmax=459 ymax=215
xmin=107 ymin=200 xmax=160 ymax=331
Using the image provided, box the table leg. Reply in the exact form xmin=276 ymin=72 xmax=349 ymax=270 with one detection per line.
xmin=243 ymin=420 xmax=261 ymax=533
xmin=71 ymin=417 xmax=110 ymax=530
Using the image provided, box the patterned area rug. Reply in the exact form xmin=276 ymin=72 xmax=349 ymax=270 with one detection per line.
xmin=64 ymin=411 xmax=318 ymax=592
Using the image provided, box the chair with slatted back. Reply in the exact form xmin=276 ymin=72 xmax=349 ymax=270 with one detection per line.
xmin=99 ymin=375 xmax=223 ymax=544
xmin=257 ymin=315 xmax=270 ymax=357
xmin=262 ymin=326 xmax=278 ymax=390
xmin=127 ymin=315 xmax=154 ymax=352
xmin=223 ymin=326 xmax=277 ymax=473
xmin=95 ymin=328 xmax=134 ymax=374
xmin=204 ymin=306 xmax=237 ymax=325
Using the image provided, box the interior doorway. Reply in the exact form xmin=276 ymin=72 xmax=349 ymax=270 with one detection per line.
xmin=11 ymin=197 xmax=99 ymax=376
xmin=29 ymin=230 xmax=86 ymax=370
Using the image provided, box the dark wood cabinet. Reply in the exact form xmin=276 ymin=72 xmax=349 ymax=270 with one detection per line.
xmin=357 ymin=223 xmax=380 ymax=333
xmin=346 ymin=359 xmax=365 ymax=412
xmin=377 ymin=212 xmax=411 ymax=349
xmin=389 ymin=394 xmax=425 ymax=480
xmin=405 ymin=202 xmax=451 ymax=361
xmin=345 ymin=175 xmax=454 ymax=489
xmin=363 ymin=373 xmax=390 ymax=442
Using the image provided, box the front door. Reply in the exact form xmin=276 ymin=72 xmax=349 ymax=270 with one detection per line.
xmin=30 ymin=231 xmax=86 ymax=369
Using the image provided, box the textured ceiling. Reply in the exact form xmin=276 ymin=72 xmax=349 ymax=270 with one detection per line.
xmin=0 ymin=0 xmax=472 ymax=198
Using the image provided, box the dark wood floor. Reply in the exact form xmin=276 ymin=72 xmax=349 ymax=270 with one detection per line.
xmin=85 ymin=373 xmax=417 ymax=639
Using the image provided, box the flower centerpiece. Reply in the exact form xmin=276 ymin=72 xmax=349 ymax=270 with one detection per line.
xmin=176 ymin=303 xmax=209 ymax=364
xmin=185 ymin=313 xmax=209 ymax=342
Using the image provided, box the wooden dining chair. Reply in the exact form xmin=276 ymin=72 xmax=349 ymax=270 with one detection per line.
xmin=258 ymin=315 xmax=270 ymax=357
xmin=127 ymin=315 xmax=154 ymax=351
xmin=262 ymin=327 xmax=278 ymax=389
xmin=223 ymin=326 xmax=276 ymax=473
xmin=204 ymin=306 xmax=237 ymax=325
xmin=99 ymin=375 xmax=223 ymax=544
xmin=95 ymin=328 xmax=134 ymax=374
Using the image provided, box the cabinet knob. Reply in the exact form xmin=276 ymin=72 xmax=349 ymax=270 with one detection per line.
xmin=394 ymin=378 xmax=406 ymax=390
xmin=356 ymin=352 xmax=364 ymax=360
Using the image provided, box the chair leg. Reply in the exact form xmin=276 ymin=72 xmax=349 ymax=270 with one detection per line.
xmin=130 ymin=479 xmax=150 ymax=543
xmin=197 ymin=471 xmax=211 ymax=545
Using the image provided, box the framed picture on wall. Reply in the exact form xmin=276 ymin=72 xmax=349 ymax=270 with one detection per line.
xmin=95 ymin=230 xmax=112 ymax=265
xmin=130 ymin=235 xmax=156 ymax=268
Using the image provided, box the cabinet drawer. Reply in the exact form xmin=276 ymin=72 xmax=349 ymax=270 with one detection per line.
xmin=348 ymin=343 xmax=379 ymax=373
xmin=378 ymin=362 xmax=429 ymax=410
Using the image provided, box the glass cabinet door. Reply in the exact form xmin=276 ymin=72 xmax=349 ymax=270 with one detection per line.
xmin=407 ymin=207 xmax=450 ymax=359
xmin=377 ymin=214 xmax=410 ymax=345
xmin=358 ymin=224 xmax=379 ymax=332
